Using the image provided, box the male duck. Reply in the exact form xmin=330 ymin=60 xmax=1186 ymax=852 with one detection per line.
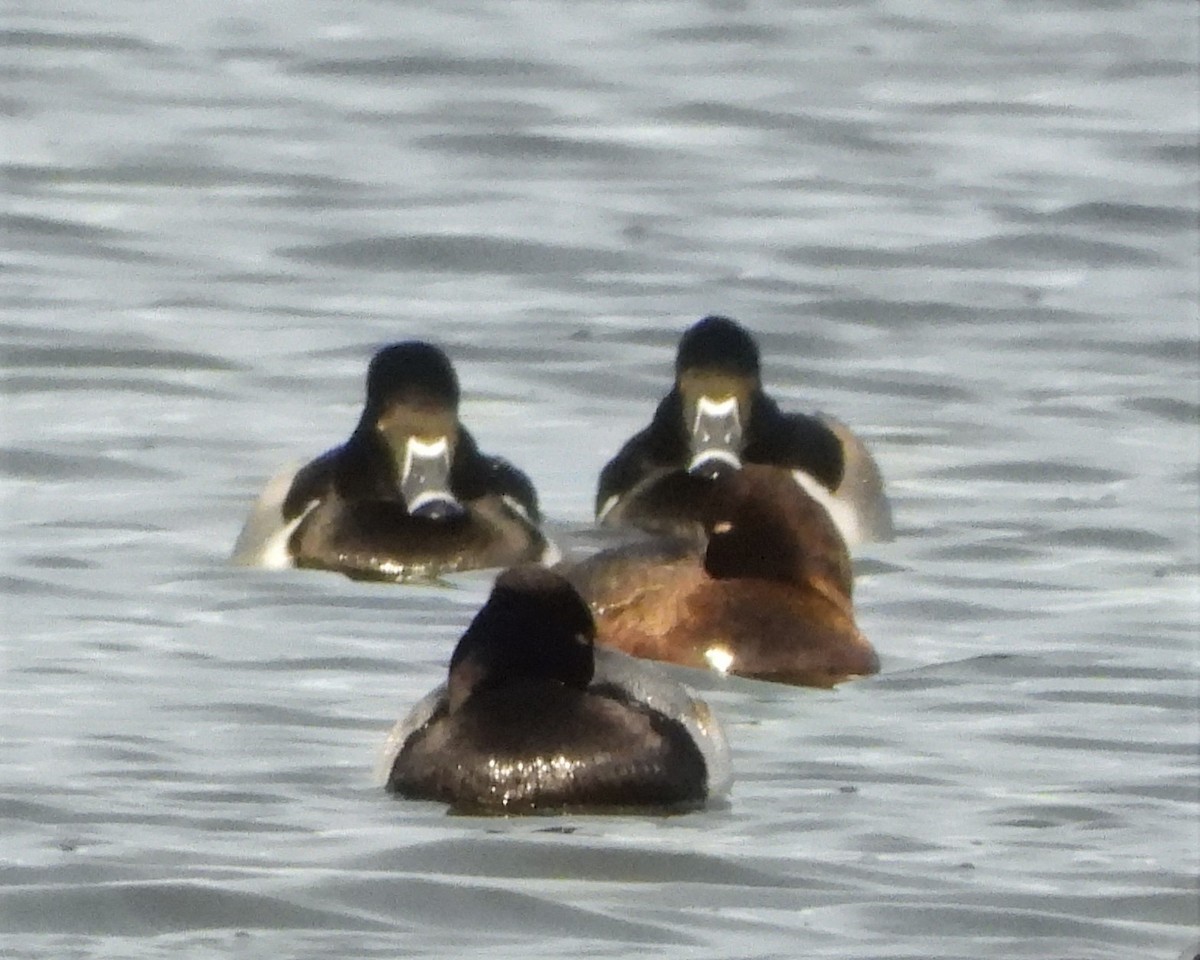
xmin=572 ymin=464 xmax=879 ymax=688
xmin=595 ymin=315 xmax=893 ymax=548
xmin=232 ymin=342 xmax=550 ymax=581
xmin=381 ymin=565 xmax=731 ymax=812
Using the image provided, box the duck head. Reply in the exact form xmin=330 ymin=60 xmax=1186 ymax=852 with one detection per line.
xmin=674 ymin=316 xmax=761 ymax=482
xmin=357 ymin=342 xmax=465 ymax=520
xmin=447 ymin=566 xmax=597 ymax=712
xmin=702 ymin=464 xmax=853 ymax=597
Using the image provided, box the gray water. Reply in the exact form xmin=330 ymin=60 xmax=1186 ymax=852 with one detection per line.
xmin=2 ymin=1 xmax=1198 ymax=957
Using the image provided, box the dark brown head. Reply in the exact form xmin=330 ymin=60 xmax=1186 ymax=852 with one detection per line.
xmin=447 ymin=565 xmax=597 ymax=712
xmin=702 ymin=464 xmax=854 ymax=598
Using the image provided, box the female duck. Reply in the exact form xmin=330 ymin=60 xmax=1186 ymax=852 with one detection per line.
xmin=382 ymin=565 xmax=731 ymax=813
xmin=232 ymin=342 xmax=550 ymax=581
xmin=572 ymin=464 xmax=879 ymax=688
xmin=595 ymin=315 xmax=893 ymax=548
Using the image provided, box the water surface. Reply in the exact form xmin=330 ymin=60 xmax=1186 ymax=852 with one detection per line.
xmin=2 ymin=1 xmax=1198 ymax=957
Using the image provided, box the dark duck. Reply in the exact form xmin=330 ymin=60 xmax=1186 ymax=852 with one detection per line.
xmin=572 ymin=465 xmax=880 ymax=688
xmin=380 ymin=565 xmax=731 ymax=813
xmin=595 ymin=315 xmax=893 ymax=548
xmin=232 ymin=342 xmax=551 ymax=581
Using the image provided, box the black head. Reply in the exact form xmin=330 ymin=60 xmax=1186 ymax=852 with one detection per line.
xmin=447 ymin=566 xmax=597 ymax=711
xmin=352 ymin=342 xmax=465 ymax=519
xmin=702 ymin=465 xmax=850 ymax=592
xmin=675 ymin=316 xmax=761 ymax=380
xmin=673 ymin=317 xmax=762 ymax=479
xmin=363 ymin=341 xmax=461 ymax=417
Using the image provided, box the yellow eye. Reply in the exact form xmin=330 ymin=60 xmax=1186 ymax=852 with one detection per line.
xmin=711 ymin=521 xmax=733 ymax=535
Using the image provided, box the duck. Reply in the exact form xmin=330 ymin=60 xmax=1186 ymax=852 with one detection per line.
xmin=595 ymin=315 xmax=893 ymax=548
xmin=380 ymin=565 xmax=732 ymax=813
xmin=231 ymin=342 xmax=552 ymax=581
xmin=570 ymin=464 xmax=879 ymax=688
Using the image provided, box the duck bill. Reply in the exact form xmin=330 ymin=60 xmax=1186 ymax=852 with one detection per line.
xmin=686 ymin=395 xmax=744 ymax=480
xmin=399 ymin=436 xmax=464 ymax=520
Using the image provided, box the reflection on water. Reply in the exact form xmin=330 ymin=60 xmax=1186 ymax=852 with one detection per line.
xmin=1 ymin=0 xmax=1197 ymax=957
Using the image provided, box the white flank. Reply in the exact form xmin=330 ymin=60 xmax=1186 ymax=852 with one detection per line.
xmin=792 ymin=469 xmax=862 ymax=548
xmin=230 ymin=464 xmax=313 ymax=569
